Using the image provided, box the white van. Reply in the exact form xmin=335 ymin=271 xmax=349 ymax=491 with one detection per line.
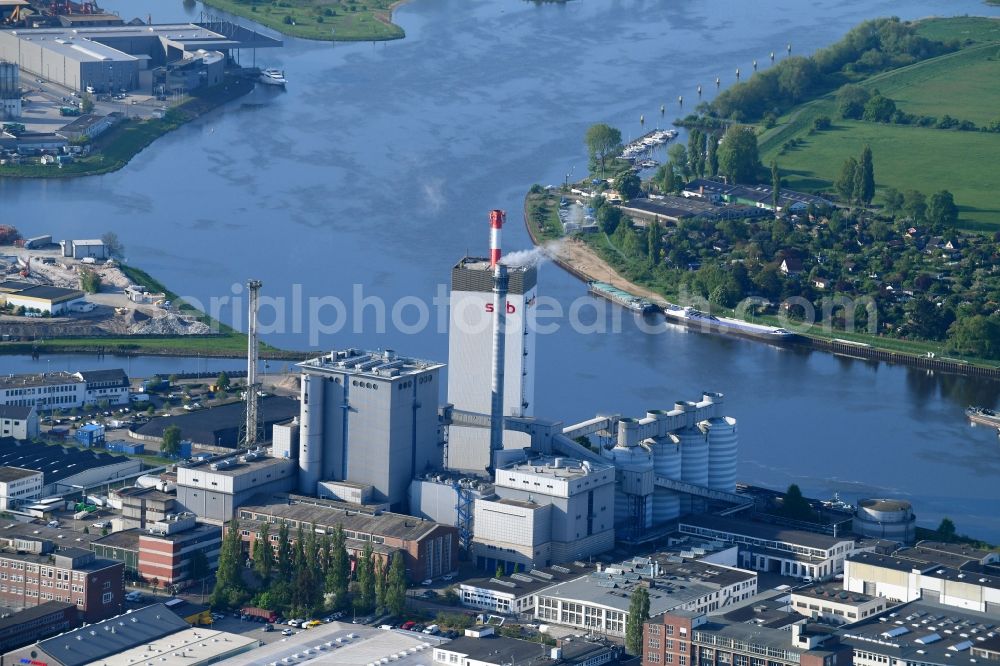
xmin=85 ymin=85 xmax=95 ymax=94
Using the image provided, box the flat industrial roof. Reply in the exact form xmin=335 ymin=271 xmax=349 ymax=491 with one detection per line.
xmin=297 ymin=348 xmax=443 ymax=382
xmin=680 ymin=514 xmax=853 ymax=550
xmin=238 ymin=500 xmax=450 ymax=543
xmin=0 ymin=405 xmax=34 ymax=420
xmin=461 ymin=563 xmax=591 ymax=597
xmin=91 ymin=527 xmax=141 ymax=551
xmin=88 ymin=626 xmax=257 ymax=666
xmin=0 ymin=437 xmax=137 ymax=485
xmin=536 ymin=571 xmax=716 ymax=615
xmin=4 ymin=284 xmax=84 ymax=302
xmin=0 ymin=465 xmax=40 ymax=482
xmin=9 ymin=33 xmax=137 ymax=63
xmin=498 ymin=455 xmax=613 ymax=481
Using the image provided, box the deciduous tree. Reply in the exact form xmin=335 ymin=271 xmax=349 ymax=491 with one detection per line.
xmin=584 ymin=123 xmax=622 ymax=176
xmin=717 ymin=125 xmax=761 ymax=184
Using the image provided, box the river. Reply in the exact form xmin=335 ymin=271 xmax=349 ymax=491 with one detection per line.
xmin=2 ymin=0 xmax=998 ymax=540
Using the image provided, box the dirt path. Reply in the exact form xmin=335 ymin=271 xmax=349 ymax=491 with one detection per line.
xmin=547 ymin=237 xmax=667 ymax=304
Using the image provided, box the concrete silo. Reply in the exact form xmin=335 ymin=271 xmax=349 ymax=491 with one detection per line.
xmin=706 ymin=416 xmax=738 ymax=492
xmin=651 ymin=433 xmax=682 ymax=523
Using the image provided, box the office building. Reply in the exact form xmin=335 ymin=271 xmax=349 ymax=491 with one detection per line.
xmin=0 ymin=368 xmax=130 ymax=410
xmin=679 ymin=514 xmax=861 ymax=580
xmin=0 ymin=404 xmax=37 ymax=439
xmin=297 ymin=349 xmax=444 ymax=507
xmin=236 ymin=496 xmax=458 ymax=583
xmin=472 ymin=455 xmax=615 ymax=572
xmin=0 ymin=541 xmax=124 ymax=622
xmin=534 ymin=556 xmax=757 ymax=638
xmin=790 ymin=584 xmax=892 ymax=625
xmin=459 ymin=562 xmax=591 ymax=615
xmin=447 ymin=255 xmax=537 ymax=473
xmin=0 ymin=601 xmax=77 ymax=653
xmin=643 ymin=611 xmax=853 ymax=666
xmin=137 ymin=515 xmax=222 ymax=588
xmin=175 ymin=452 xmax=296 ymax=524
xmin=0 ymin=465 xmax=42 ymax=509
xmin=113 ymin=485 xmax=177 ymax=529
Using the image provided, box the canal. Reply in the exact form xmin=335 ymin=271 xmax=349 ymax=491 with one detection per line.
xmin=2 ymin=0 xmax=998 ymax=539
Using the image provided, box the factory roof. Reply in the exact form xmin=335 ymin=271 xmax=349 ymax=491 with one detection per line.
xmin=679 ymin=514 xmax=853 ymax=550
xmin=0 ymin=280 xmax=35 ymax=293
xmin=180 ymin=453 xmax=293 ymax=479
xmin=297 ymin=348 xmax=443 ymax=381
xmin=91 ymin=527 xmax=141 ymax=551
xmin=0 ymin=404 xmax=35 ymax=419
xmin=443 ymin=634 xmax=611 ymax=665
xmin=0 ymin=601 xmax=75 ymax=631
xmin=0 ymin=521 xmax=100 ymax=547
xmin=792 ymin=584 xmax=879 ymax=605
xmin=9 ymin=33 xmax=137 ymax=63
xmin=0 ymin=437 xmax=135 ymax=485
xmin=34 ymin=603 xmax=191 ymax=666
xmin=91 ymin=625 xmax=257 ymax=666
xmin=141 ymin=522 xmax=221 ymax=544
xmin=0 ymin=545 xmax=117 ymax=571
xmin=133 ymin=396 xmax=299 ymax=446
xmin=4 ymin=284 xmax=84 ymax=302
xmin=913 ymin=540 xmax=998 ymax=564
xmin=691 ymin=618 xmax=827 ymax=657
xmin=497 ymin=455 xmax=613 ymax=482
xmin=538 ymin=572 xmax=717 ymax=615
xmin=0 ymin=465 xmax=40 ymax=482
xmin=841 ymin=600 xmax=1000 ymax=666
xmin=461 ymin=563 xmax=591 ymax=597
xmin=847 ymin=550 xmax=926 ymax=572
xmin=0 ymin=371 xmax=79 ymax=390
xmin=114 ymin=486 xmax=174 ymax=504
xmin=238 ymin=500 xmax=452 ymax=543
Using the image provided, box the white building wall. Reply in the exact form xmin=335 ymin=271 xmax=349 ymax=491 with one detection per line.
xmin=0 ymin=471 xmax=44 ymax=510
xmin=447 ymin=284 xmax=536 ymax=472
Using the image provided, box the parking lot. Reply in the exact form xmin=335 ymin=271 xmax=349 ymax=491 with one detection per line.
xmin=12 ymin=73 xmax=172 ymax=134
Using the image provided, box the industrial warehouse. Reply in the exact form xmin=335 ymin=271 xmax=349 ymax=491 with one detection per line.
xmin=0 ymin=21 xmax=281 ymax=93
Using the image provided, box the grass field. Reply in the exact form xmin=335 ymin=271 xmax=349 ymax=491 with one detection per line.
xmin=759 ymin=32 xmax=1000 ymax=230
xmin=201 ymin=0 xmax=405 ymax=41
xmin=915 ymin=16 xmax=1000 ymax=44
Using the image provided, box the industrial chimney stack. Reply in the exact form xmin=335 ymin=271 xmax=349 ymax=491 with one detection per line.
xmin=489 ymin=262 xmax=509 ymax=461
xmin=489 ymin=209 xmax=504 ymax=267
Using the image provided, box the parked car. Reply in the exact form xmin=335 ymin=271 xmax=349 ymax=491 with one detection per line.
xmin=401 ymin=621 xmax=416 ymax=631
xmin=421 ymin=579 xmax=433 ymax=586
xmin=92 ymin=521 xmax=111 ymax=529
xmin=281 ymin=629 xmax=294 ymax=636
xmin=442 ymin=574 xmax=455 ymax=581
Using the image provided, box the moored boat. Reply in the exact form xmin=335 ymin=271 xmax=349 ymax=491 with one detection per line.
xmin=587 ymin=281 xmax=657 ymax=314
xmin=663 ymin=305 xmax=799 ymax=344
xmin=259 ymin=68 xmax=287 ymax=86
xmin=966 ymin=406 xmax=1000 ymax=428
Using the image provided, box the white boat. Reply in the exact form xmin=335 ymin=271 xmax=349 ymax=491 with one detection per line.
xmin=663 ymin=305 xmax=799 ymax=344
xmin=259 ymin=68 xmax=287 ymax=86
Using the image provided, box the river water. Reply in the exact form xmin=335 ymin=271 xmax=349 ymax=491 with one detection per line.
xmin=2 ymin=0 xmax=999 ymax=539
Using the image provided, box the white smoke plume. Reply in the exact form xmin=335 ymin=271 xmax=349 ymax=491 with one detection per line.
xmin=501 ymin=239 xmax=565 ymax=268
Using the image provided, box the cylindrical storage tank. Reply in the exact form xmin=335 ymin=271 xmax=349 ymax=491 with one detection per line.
xmin=854 ymin=498 xmax=916 ymax=544
xmin=679 ymin=425 xmax=708 ymax=487
xmin=706 ymin=416 xmax=738 ymax=492
xmin=651 ymin=435 xmax=682 ymax=524
xmin=298 ymin=373 xmax=324 ymax=494
xmin=617 ymin=418 xmax=641 ymax=448
xmin=607 ymin=444 xmax=653 ymax=529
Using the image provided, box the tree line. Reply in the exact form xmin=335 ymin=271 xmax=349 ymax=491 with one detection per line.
xmin=211 ymin=519 xmax=408 ymax=619
xmin=709 ymin=17 xmax=954 ymax=122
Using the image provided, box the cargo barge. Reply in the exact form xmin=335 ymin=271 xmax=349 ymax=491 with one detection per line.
xmin=587 ymin=281 xmax=657 ymax=314
xmin=966 ymin=406 xmax=1000 ymax=429
xmin=663 ymin=305 xmax=798 ymax=344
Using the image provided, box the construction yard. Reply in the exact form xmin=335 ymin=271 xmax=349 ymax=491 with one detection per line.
xmin=0 ymin=242 xmax=212 ymax=339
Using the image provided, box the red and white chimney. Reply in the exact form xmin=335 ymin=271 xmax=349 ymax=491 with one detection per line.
xmin=489 ymin=209 xmax=505 ymax=267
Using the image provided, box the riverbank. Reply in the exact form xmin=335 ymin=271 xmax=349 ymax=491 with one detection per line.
xmin=523 ymin=191 xmax=1000 ymax=379
xmin=0 ymin=75 xmax=255 ymax=179
xmin=200 ymin=0 xmax=406 ymax=41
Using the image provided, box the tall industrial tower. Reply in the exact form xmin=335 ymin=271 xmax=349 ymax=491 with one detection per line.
xmin=242 ymin=279 xmax=262 ymax=448
xmin=447 ymin=211 xmax=537 ymax=473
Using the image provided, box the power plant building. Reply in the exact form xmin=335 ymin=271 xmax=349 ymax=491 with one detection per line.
xmin=447 ymin=256 xmax=537 ymax=473
xmin=472 ymin=455 xmax=615 ymax=573
xmin=852 ymin=498 xmax=916 ymax=544
xmin=297 ymin=349 xmax=444 ymax=508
